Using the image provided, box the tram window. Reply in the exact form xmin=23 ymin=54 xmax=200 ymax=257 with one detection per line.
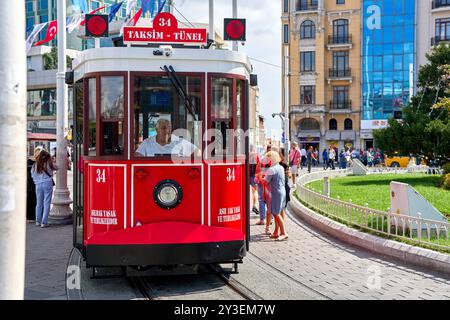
xmin=211 ymin=78 xmax=234 ymax=156
xmin=133 ymin=75 xmax=202 ymax=158
xmin=88 ymin=78 xmax=96 ymax=156
xmin=235 ymin=80 xmax=245 ymax=156
xmin=100 ymin=76 xmax=124 ymax=155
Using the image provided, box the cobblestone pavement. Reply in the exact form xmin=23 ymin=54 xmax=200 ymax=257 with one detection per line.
xmin=248 ymin=212 xmax=450 ymax=300
xmin=25 ymin=170 xmax=73 ymax=300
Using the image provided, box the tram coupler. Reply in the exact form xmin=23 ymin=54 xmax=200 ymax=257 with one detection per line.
xmin=90 ymin=266 xmax=126 ymax=279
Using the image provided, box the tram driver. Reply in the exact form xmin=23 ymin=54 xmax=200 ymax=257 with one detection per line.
xmin=135 ymin=119 xmax=200 ymax=157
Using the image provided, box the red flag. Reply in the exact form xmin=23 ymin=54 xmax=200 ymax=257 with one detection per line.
xmin=34 ymin=20 xmax=57 ymax=46
xmin=129 ymin=8 xmax=143 ymax=26
xmin=80 ymin=6 xmax=106 ymax=26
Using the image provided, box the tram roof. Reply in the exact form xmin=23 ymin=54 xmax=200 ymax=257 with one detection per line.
xmin=72 ymin=47 xmax=252 ymax=82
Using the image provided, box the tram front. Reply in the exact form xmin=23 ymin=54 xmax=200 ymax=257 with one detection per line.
xmin=71 ymin=43 xmax=251 ymax=268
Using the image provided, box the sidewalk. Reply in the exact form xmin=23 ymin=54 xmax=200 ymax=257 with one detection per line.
xmin=25 ymin=170 xmax=73 ymax=300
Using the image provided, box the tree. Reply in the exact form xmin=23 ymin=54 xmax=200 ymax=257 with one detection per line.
xmin=43 ymin=47 xmax=73 ymax=70
xmin=374 ymin=45 xmax=450 ymax=163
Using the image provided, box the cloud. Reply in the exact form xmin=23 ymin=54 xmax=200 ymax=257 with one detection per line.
xmin=175 ymin=0 xmax=282 ymax=138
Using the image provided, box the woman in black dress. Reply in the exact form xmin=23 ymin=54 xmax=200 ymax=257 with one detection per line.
xmin=26 ymin=148 xmax=42 ymax=222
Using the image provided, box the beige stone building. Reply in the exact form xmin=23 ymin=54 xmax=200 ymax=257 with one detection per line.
xmin=282 ymin=0 xmax=361 ymax=152
xmin=417 ymin=1 xmax=450 ymax=68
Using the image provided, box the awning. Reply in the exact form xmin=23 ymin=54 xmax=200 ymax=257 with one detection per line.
xmin=27 ymin=132 xmax=57 ymax=141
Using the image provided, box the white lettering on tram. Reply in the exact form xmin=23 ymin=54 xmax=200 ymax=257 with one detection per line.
xmin=127 ymin=30 xmax=164 ymax=40
xmin=90 ymin=210 xmax=118 ymax=225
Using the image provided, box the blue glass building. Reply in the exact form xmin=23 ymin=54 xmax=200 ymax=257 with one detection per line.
xmin=361 ymin=0 xmax=416 ymax=124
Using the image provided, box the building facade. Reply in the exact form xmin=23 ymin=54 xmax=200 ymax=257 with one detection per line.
xmin=360 ymin=0 xmax=416 ymax=149
xmin=283 ymin=0 xmax=362 ymax=153
xmin=417 ymin=0 xmax=450 ymax=68
xmin=282 ymin=0 xmax=449 ymax=151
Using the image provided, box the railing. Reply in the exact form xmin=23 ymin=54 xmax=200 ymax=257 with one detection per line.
xmin=296 ymin=169 xmax=450 ymax=251
xmin=330 ymin=100 xmax=352 ymax=110
xmin=328 ymin=35 xmax=352 ymax=45
xmin=329 ymin=68 xmax=351 ymax=78
xmin=431 ymin=36 xmax=450 ymax=46
xmin=296 ymin=3 xmax=319 ymax=11
xmin=432 ymin=0 xmax=450 ymax=9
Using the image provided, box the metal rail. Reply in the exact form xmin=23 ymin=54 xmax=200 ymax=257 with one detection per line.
xmin=296 ymin=170 xmax=450 ymax=251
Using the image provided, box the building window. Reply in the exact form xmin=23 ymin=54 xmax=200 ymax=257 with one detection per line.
xmin=332 ymin=19 xmax=349 ymax=43
xmin=296 ymin=0 xmax=318 ymax=11
xmin=27 ymin=89 xmax=57 ymax=117
xmin=299 ymin=118 xmax=320 ymax=131
xmin=344 ymin=118 xmax=353 ymax=130
xmin=300 ymin=86 xmax=315 ymax=105
xmin=336 ymin=0 xmax=345 ymax=4
xmin=26 ymin=1 xmax=34 ymax=12
xmin=300 ymin=20 xmax=315 ymax=39
xmin=283 ymin=24 xmax=289 ymax=43
xmin=435 ymin=18 xmax=450 ymax=41
xmin=26 ymin=17 xmax=35 ymax=31
xmin=332 ymin=51 xmax=349 ymax=75
xmin=329 ymin=119 xmax=337 ymax=131
xmin=332 ymin=86 xmax=349 ymax=109
xmin=284 ymin=0 xmax=289 ymax=12
xmin=39 ymin=0 xmax=48 ymax=10
xmin=91 ymin=1 xmax=100 ymax=10
xmin=300 ymin=51 xmax=315 ymax=72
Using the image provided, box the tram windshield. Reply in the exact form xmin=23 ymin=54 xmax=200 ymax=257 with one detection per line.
xmin=133 ymin=75 xmax=202 ymax=158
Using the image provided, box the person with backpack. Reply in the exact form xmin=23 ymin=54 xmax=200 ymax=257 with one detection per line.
xmin=31 ymin=149 xmax=57 ymax=228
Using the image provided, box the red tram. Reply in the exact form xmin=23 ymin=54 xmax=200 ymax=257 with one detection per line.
xmin=71 ymin=44 xmax=251 ymax=271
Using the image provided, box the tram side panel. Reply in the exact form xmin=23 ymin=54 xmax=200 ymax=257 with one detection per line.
xmin=84 ymin=163 xmax=127 ymax=243
xmin=208 ymin=163 xmax=246 ymax=240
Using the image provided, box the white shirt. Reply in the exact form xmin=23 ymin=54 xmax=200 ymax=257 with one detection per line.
xmin=301 ymin=148 xmax=307 ymax=156
xmin=136 ymin=135 xmax=199 ymax=157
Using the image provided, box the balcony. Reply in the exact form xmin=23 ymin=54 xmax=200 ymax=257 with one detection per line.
xmin=327 ymin=68 xmax=352 ymax=83
xmin=327 ymin=35 xmax=353 ymax=50
xmin=291 ymin=104 xmax=325 ymax=115
xmin=431 ymin=36 xmax=450 ymax=46
xmin=432 ymin=0 xmax=450 ymax=10
xmin=329 ymin=100 xmax=352 ymax=113
xmin=295 ymin=2 xmax=319 ymax=12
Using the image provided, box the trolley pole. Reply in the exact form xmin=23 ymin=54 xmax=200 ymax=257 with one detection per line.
xmin=209 ymin=0 xmax=214 ymax=42
xmin=232 ymin=0 xmax=238 ymax=51
xmin=49 ymin=0 xmax=73 ymax=225
xmin=0 ymin=0 xmax=26 ymax=299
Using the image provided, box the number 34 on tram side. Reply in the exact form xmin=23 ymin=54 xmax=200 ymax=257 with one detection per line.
xmin=70 ymin=44 xmax=252 ymax=272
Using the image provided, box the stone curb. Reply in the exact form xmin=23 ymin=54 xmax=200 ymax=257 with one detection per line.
xmin=289 ymin=196 xmax=450 ymax=276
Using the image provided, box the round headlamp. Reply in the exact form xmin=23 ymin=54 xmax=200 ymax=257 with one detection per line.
xmin=153 ymin=180 xmax=183 ymax=210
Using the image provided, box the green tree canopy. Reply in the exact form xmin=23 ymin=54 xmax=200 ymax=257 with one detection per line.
xmin=374 ymin=45 xmax=450 ymax=163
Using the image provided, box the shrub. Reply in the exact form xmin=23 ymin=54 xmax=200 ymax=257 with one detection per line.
xmin=441 ymin=173 xmax=450 ymax=190
xmin=443 ymin=162 xmax=450 ymax=174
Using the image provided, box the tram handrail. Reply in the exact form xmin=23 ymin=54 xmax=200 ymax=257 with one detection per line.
xmin=295 ymin=170 xmax=450 ymax=252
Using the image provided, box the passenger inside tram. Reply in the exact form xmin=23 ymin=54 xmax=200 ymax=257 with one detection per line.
xmin=135 ymin=118 xmax=200 ymax=157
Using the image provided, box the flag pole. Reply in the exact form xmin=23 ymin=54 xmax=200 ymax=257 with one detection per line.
xmin=0 ymin=0 xmax=26 ymax=300
xmin=49 ymin=0 xmax=73 ymax=225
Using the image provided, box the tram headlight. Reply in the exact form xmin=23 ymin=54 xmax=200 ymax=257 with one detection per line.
xmin=153 ymin=180 xmax=183 ymax=210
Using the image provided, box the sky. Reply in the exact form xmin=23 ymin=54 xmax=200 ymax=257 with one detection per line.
xmin=174 ymin=0 xmax=283 ymax=141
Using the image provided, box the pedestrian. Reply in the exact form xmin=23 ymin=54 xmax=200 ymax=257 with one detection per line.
xmin=306 ymin=146 xmax=313 ymax=173
xmin=300 ymin=146 xmax=307 ymax=169
xmin=264 ymin=151 xmax=288 ymax=241
xmin=288 ymin=142 xmax=300 ymax=185
xmin=322 ymin=148 xmax=329 ymax=170
xmin=26 ymin=147 xmax=43 ymax=222
xmin=279 ymin=150 xmax=291 ymax=219
xmin=328 ymin=146 xmax=336 ymax=170
xmin=255 ymin=155 xmax=269 ymax=226
xmin=31 ymin=149 xmax=57 ymax=228
xmin=339 ymin=149 xmax=347 ymax=169
xmin=249 ymin=145 xmax=260 ymax=215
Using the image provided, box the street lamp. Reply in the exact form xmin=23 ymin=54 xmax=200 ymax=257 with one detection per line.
xmin=272 ymin=112 xmax=290 ymax=153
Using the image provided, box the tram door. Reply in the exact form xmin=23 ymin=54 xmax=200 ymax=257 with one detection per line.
xmin=73 ymin=80 xmax=84 ymax=250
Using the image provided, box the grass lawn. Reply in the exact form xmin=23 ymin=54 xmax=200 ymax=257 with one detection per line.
xmin=306 ymin=174 xmax=450 ymax=219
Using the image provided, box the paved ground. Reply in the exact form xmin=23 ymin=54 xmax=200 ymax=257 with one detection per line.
xmin=25 ymin=170 xmax=73 ymax=300
xmin=249 ymin=212 xmax=450 ymax=300
xmin=24 ymin=167 xmax=450 ymax=300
